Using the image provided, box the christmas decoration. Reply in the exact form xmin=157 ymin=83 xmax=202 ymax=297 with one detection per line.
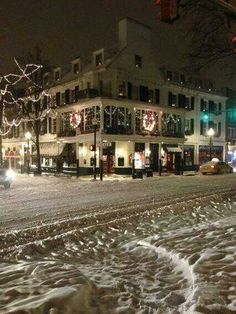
xmin=162 ymin=113 xmax=180 ymax=124
xmin=143 ymin=111 xmax=156 ymax=131
xmin=70 ymin=112 xmax=81 ymax=128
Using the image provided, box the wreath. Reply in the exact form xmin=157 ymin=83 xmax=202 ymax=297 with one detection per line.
xmin=70 ymin=112 xmax=81 ymax=128
xmin=143 ymin=111 xmax=156 ymax=132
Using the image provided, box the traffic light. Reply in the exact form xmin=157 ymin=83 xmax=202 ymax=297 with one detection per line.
xmin=202 ymin=113 xmax=209 ymax=121
xmin=89 ymin=144 xmax=96 ymax=151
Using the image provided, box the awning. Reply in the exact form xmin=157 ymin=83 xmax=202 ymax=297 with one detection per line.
xmin=32 ymin=143 xmax=65 ymax=157
xmin=166 ymin=146 xmax=182 ymax=153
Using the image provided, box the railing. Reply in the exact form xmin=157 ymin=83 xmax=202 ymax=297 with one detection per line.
xmin=57 ymin=129 xmax=76 ymax=137
xmin=162 ymin=131 xmax=184 ymax=138
xmin=77 ymin=89 xmax=99 ymax=100
xmin=103 ymin=126 xmax=133 ymax=135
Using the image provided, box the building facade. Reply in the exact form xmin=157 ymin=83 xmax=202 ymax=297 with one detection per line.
xmin=2 ymin=18 xmax=227 ymax=175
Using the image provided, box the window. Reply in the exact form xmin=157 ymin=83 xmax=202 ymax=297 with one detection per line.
xmin=218 ymin=102 xmax=222 ymax=113
xmin=228 ymin=127 xmax=236 ymax=138
xmin=180 ymin=74 xmax=185 ymax=84
xmin=140 ymin=85 xmax=149 ymax=102
xmin=148 ymin=89 xmax=154 ymax=103
xmin=200 ymin=99 xmax=207 ymax=112
xmin=135 ymin=55 xmax=142 ymax=68
xmin=198 ymin=79 xmax=203 ymax=89
xmin=168 ymin=92 xmax=177 ymax=107
xmin=208 ymin=100 xmax=217 ymax=113
xmin=167 ymin=71 xmax=172 ymax=81
xmin=200 ymin=120 xmax=207 ymax=135
xmin=75 ymin=86 xmax=79 ymax=101
xmin=185 ymin=119 xmax=194 ymax=135
xmin=218 ymin=122 xmax=221 ymax=137
xmin=128 ymin=82 xmax=132 ymax=99
xmin=54 ymin=70 xmax=60 ymax=81
xmin=155 ymin=89 xmax=160 ymax=104
xmin=65 ymin=89 xmax=70 ymax=104
xmin=99 ymin=80 xmax=103 ymax=95
xmin=104 ymin=106 xmax=132 ymax=134
xmin=178 ymin=94 xmax=186 ymax=108
xmin=95 ymin=53 xmax=103 ymax=66
xmin=73 ymin=62 xmax=79 ymax=74
xmin=118 ymin=82 xmax=126 ymax=97
xmin=61 ymin=93 xmax=65 ymax=105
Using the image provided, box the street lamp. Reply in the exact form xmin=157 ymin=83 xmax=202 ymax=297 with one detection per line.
xmin=25 ymin=131 xmax=32 ymax=175
xmin=207 ymin=128 xmax=215 ymax=161
xmin=56 ymin=138 xmax=63 ymax=173
xmin=92 ymin=117 xmax=98 ymax=180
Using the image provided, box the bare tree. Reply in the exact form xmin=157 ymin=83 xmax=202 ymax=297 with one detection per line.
xmin=17 ymin=47 xmax=53 ymax=175
xmin=0 ymin=70 xmax=23 ymax=166
xmin=181 ymin=0 xmax=236 ymax=72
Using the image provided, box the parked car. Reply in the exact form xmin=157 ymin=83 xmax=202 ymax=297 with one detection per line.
xmin=0 ymin=168 xmax=15 ymax=189
xmin=199 ymin=161 xmax=233 ymax=175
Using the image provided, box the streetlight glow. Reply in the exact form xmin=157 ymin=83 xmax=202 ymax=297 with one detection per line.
xmin=207 ymin=128 xmax=215 ymax=161
xmin=207 ymin=128 xmax=215 ymax=137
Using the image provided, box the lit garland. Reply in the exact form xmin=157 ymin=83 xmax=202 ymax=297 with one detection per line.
xmin=162 ymin=113 xmax=180 ymax=124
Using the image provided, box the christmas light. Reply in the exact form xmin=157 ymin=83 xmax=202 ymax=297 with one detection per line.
xmin=143 ymin=111 xmax=156 ymax=131
xmin=70 ymin=112 xmax=81 ymax=128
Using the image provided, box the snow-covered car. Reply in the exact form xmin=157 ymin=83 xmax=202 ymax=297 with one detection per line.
xmin=199 ymin=161 xmax=233 ymax=175
xmin=0 ymin=168 xmax=15 ymax=189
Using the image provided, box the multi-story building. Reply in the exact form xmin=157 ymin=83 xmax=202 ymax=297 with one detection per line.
xmin=2 ymin=18 xmax=227 ymax=176
xmin=224 ymin=88 xmax=236 ymax=167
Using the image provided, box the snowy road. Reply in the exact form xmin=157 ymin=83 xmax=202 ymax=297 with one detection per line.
xmin=0 ymin=174 xmax=236 ymax=313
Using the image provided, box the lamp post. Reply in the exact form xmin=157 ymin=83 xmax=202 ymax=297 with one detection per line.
xmin=92 ymin=117 xmax=98 ymax=180
xmin=56 ymin=138 xmax=63 ymax=173
xmin=207 ymin=128 xmax=215 ymax=161
xmin=25 ymin=131 xmax=32 ymax=175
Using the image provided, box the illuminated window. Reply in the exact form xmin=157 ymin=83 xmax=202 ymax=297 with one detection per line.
xmin=135 ymin=55 xmax=142 ymax=68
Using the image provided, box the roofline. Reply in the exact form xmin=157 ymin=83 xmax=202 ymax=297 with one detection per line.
xmin=118 ymin=17 xmax=152 ymax=30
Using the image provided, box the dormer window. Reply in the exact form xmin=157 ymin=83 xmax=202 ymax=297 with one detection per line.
xmin=54 ymin=68 xmax=61 ymax=81
xmin=135 ymin=55 xmax=142 ymax=68
xmin=73 ymin=63 xmax=79 ymax=74
xmin=93 ymin=49 xmax=104 ymax=67
xmin=167 ymin=71 xmax=172 ymax=81
xmin=95 ymin=53 xmax=103 ymax=66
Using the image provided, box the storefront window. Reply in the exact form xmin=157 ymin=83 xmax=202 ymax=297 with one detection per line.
xmin=184 ymin=145 xmax=194 ymax=166
xmin=135 ymin=110 xmax=158 ymax=135
xmin=80 ymin=106 xmax=100 ymax=133
xmin=104 ymin=106 xmax=132 ymax=134
xmin=199 ymin=145 xmax=223 ymax=164
xmin=162 ymin=113 xmax=182 ymax=137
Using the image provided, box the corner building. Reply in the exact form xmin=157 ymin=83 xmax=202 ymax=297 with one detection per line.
xmin=2 ymin=18 xmax=227 ymax=175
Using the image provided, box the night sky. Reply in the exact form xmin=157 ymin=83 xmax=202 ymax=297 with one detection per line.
xmin=0 ymin=0 xmax=158 ymax=74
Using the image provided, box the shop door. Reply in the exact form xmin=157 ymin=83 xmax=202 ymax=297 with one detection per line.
xmin=166 ymin=153 xmax=174 ymax=171
xmin=103 ymin=153 xmax=114 ymax=174
xmin=150 ymin=143 xmax=159 ymax=171
xmin=175 ymin=153 xmax=182 ymax=174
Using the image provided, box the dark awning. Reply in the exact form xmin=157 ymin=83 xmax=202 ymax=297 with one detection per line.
xmin=166 ymin=146 xmax=182 ymax=153
xmin=32 ymin=142 xmax=65 ymax=157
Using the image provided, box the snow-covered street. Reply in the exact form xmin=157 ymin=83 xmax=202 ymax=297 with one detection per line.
xmin=0 ymin=174 xmax=236 ymax=313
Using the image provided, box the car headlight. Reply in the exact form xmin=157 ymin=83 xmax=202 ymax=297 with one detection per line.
xmin=6 ymin=169 xmax=15 ymax=179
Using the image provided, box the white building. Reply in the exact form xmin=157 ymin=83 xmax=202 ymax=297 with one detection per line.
xmin=2 ymin=18 xmax=227 ymax=176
